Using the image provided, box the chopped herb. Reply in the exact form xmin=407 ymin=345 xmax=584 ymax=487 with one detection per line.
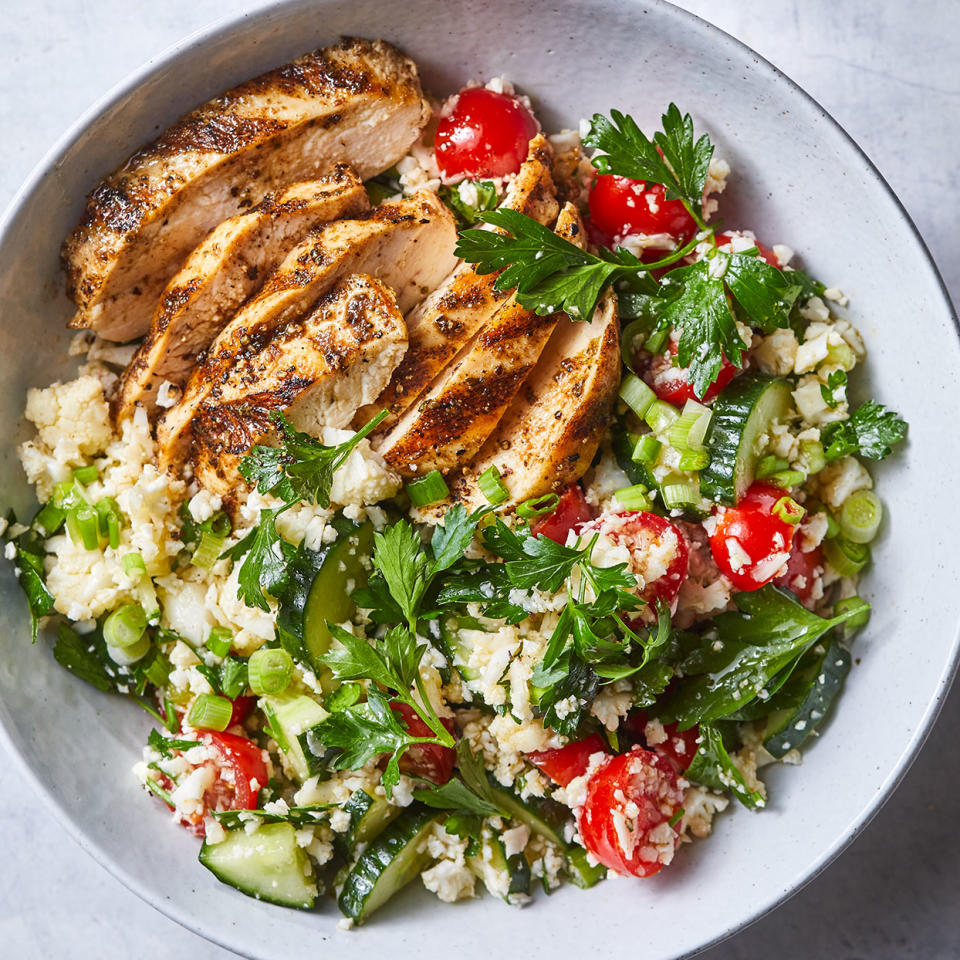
xmin=822 ymin=400 xmax=908 ymax=461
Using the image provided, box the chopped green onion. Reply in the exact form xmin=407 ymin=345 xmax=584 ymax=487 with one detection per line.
xmin=678 ymin=449 xmax=709 ymax=471
xmin=52 ymin=480 xmax=83 ymax=511
xmin=755 ymin=455 xmax=789 ymax=479
xmin=661 ymin=476 xmax=700 ymax=510
xmin=620 ymin=319 xmax=648 ymax=367
xmin=259 ymin=699 xmax=290 ymax=752
xmin=66 ymin=503 xmax=100 ymax=550
xmin=122 ymin=552 xmax=146 ymax=577
xmin=106 ymin=634 xmax=151 ymax=665
xmin=825 ymin=340 xmax=856 ymax=371
xmin=191 ymin=529 xmax=226 ymax=570
xmin=407 ymin=470 xmax=449 ymax=507
xmin=187 ymin=693 xmax=233 ymax=732
xmin=796 ymin=439 xmax=826 ymax=477
xmin=766 ymin=469 xmax=806 ymax=489
xmin=517 ymin=493 xmax=560 ymax=519
xmin=644 ymin=399 xmax=680 ymax=435
xmin=206 ymin=626 xmax=233 ymax=658
xmin=143 ymin=775 xmax=175 ymax=807
xmin=96 ymin=497 xmax=122 ymax=550
xmin=248 ymin=647 xmax=294 ymax=696
xmin=772 ymin=496 xmax=805 ymax=525
xmin=823 ymin=537 xmax=871 ymax=577
xmin=645 ymin=328 xmax=668 ymax=354
xmin=142 ymin=649 xmax=171 ymax=688
xmin=72 ymin=464 xmax=99 ymax=485
xmin=824 ymin=513 xmax=840 ymax=539
xmin=614 ymin=484 xmax=653 ymax=511
xmin=104 ymin=603 xmax=147 ymax=649
xmin=632 ymin=434 xmax=662 ymax=464
xmin=34 ymin=503 xmax=65 ymax=535
xmin=478 ymin=465 xmax=510 ymax=506
xmin=834 ymin=595 xmax=871 ymax=629
xmin=667 ymin=400 xmax=711 ymax=451
xmin=136 ymin=579 xmax=160 ymax=624
xmin=619 ymin=374 xmax=656 ymax=418
xmin=839 ymin=490 xmax=883 ymax=544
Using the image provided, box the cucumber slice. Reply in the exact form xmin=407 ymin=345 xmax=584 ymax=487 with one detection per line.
xmin=336 ymin=788 xmax=402 ymax=857
xmin=260 ymin=692 xmax=328 ymax=782
xmin=199 ymin=822 xmax=318 ymax=909
xmin=337 ymin=806 xmax=442 ymax=923
xmin=485 ymin=781 xmax=604 ymax=888
xmin=277 ymin=515 xmax=373 ymax=683
xmin=466 ymin=827 xmax=531 ymax=903
xmin=438 ymin=617 xmax=481 ymax=683
xmin=763 ymin=640 xmax=851 ymax=758
xmin=701 ymin=374 xmax=794 ymax=504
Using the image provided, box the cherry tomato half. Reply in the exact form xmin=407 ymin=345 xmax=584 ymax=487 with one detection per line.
xmin=435 ymin=87 xmax=539 ymax=180
xmin=531 ymin=484 xmax=594 ymax=544
xmin=589 ymin=174 xmax=697 ymax=242
xmin=203 ymin=731 xmax=269 ymax=811
xmin=578 ymin=747 xmax=685 ymax=878
xmin=715 ymin=232 xmax=779 ymax=267
xmin=774 ymin=543 xmax=824 ymax=607
xmin=709 ymin=483 xmax=798 ymax=591
xmin=527 ymin=733 xmax=609 ymax=787
xmin=578 ymin=511 xmax=689 ymax=606
xmin=621 ymin=711 xmax=700 ymax=773
xmin=640 ymin=338 xmax=739 ymax=406
xmin=391 ymin=701 xmax=456 ymax=785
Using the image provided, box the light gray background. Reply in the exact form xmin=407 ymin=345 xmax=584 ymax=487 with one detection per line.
xmin=1 ymin=1 xmax=957 ymax=957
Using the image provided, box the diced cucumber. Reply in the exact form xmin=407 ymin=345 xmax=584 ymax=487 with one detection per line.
xmin=700 ymin=374 xmax=794 ymax=504
xmin=763 ymin=639 xmax=851 ymax=758
xmin=260 ymin=692 xmax=328 ymax=782
xmin=337 ymin=806 xmax=442 ymax=923
xmin=565 ymin=844 xmax=606 ymax=889
xmin=466 ymin=827 xmax=531 ymax=903
xmin=336 ymin=788 xmax=402 ymax=857
xmin=199 ymin=822 xmax=318 ymax=909
xmin=438 ymin=617 xmax=481 ymax=683
xmin=277 ymin=515 xmax=373 ymax=685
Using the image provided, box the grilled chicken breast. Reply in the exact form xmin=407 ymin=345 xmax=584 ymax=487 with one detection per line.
xmin=114 ymin=169 xmax=369 ymax=421
xmin=443 ymin=290 xmax=620 ymax=512
xmin=157 ymin=191 xmax=456 ymax=472
xmin=191 ymin=274 xmax=407 ymax=498
xmin=63 ymin=38 xmax=429 ymax=341
xmin=376 ymin=201 xmax=584 ymax=477
xmin=355 ymin=135 xmax=558 ymax=430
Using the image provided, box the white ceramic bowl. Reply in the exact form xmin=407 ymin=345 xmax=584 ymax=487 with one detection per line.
xmin=1 ymin=2 xmax=958 ymax=957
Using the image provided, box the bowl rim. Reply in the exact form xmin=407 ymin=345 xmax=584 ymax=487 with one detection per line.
xmin=0 ymin=1 xmax=957 ymax=957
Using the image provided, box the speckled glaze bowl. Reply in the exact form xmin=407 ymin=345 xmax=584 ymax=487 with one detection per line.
xmin=0 ymin=1 xmax=957 ymax=957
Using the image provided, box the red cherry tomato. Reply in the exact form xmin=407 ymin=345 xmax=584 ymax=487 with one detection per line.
xmin=715 ymin=232 xmax=779 ymax=267
xmin=578 ymin=512 xmax=689 ymax=606
xmin=527 ymin=733 xmax=609 ymax=787
xmin=203 ymin=731 xmax=269 ymax=811
xmin=621 ymin=712 xmax=699 ymax=773
xmin=640 ymin=339 xmax=739 ymax=406
xmin=390 ymin=701 xmax=456 ymax=785
xmin=531 ymin=483 xmax=594 ymax=544
xmin=578 ymin=747 xmax=685 ymax=878
xmin=709 ymin=483 xmax=798 ymax=591
xmin=229 ymin=695 xmax=256 ymax=727
xmin=774 ymin=544 xmax=824 ymax=607
xmin=435 ymin=87 xmax=539 ymax=180
xmin=589 ymin=174 xmax=697 ymax=242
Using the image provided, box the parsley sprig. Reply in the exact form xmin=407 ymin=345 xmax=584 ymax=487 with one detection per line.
xmin=454 ymin=103 xmax=806 ymax=395
xmin=224 ymin=410 xmax=388 ymax=610
xmin=822 ymin=400 xmax=908 ymax=461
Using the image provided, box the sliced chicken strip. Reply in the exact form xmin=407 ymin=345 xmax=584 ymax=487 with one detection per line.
xmin=441 ymin=289 xmax=620 ymax=514
xmin=191 ymin=274 xmax=407 ymax=498
xmin=354 ymin=134 xmax=557 ymax=430
xmin=157 ymin=191 xmax=456 ymax=472
xmin=376 ymin=202 xmax=584 ymax=477
xmin=63 ymin=39 xmax=429 ymax=341
xmin=114 ymin=168 xmax=369 ymax=421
